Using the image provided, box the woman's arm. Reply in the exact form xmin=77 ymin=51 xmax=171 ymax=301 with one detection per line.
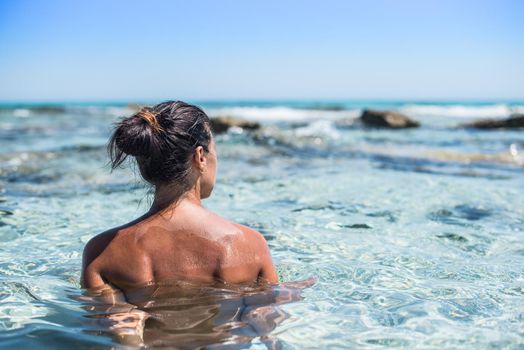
xmin=257 ymin=237 xmax=279 ymax=284
xmin=81 ymin=235 xmax=107 ymax=289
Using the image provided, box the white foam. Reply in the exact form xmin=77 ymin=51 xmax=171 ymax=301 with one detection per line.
xmin=400 ymin=104 xmax=524 ymax=118
xmin=207 ymin=104 xmax=524 ymax=122
xmin=13 ymin=109 xmax=31 ymax=118
xmin=294 ymin=120 xmax=340 ymax=139
xmin=80 ymin=106 xmax=134 ymax=117
xmin=206 ymin=107 xmax=359 ymax=122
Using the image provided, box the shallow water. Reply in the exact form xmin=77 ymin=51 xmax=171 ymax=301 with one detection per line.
xmin=1 ymin=101 xmax=524 ymax=349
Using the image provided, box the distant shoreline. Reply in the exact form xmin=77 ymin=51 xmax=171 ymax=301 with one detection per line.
xmin=1 ymin=99 xmax=524 ymax=111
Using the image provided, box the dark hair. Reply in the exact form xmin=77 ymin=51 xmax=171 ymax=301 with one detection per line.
xmin=108 ymin=101 xmax=212 ymax=187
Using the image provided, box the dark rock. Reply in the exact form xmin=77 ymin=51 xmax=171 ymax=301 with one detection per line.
xmin=0 ymin=105 xmax=67 ymax=114
xmin=30 ymin=106 xmax=66 ymax=113
xmin=461 ymin=114 xmax=524 ymax=129
xmin=210 ymin=116 xmax=260 ymax=134
xmin=359 ymin=109 xmax=420 ymax=129
xmin=307 ymin=104 xmax=346 ymax=111
xmin=427 ymin=204 xmax=491 ymax=227
xmin=342 ymin=223 xmax=372 ymax=229
xmin=289 ymin=121 xmax=309 ymax=128
xmin=437 ymin=232 xmax=468 ymax=243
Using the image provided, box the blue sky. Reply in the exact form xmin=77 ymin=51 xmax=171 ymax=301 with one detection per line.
xmin=0 ymin=0 xmax=523 ymax=101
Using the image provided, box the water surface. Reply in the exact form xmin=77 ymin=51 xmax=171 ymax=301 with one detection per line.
xmin=1 ymin=101 xmax=523 ymax=349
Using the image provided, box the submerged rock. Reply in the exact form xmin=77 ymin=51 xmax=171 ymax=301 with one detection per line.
xmin=210 ymin=116 xmax=260 ymax=134
xmin=461 ymin=114 xmax=524 ymax=129
xmin=359 ymin=109 xmax=420 ymax=129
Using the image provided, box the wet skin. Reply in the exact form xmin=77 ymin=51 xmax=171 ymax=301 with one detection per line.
xmin=81 ymin=139 xmax=278 ymax=292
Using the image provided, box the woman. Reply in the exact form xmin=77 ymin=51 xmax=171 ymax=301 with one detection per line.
xmin=81 ymin=101 xmax=278 ymax=292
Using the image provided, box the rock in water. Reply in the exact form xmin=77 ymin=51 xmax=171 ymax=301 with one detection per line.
xmin=210 ymin=116 xmax=260 ymax=134
xmin=461 ymin=114 xmax=524 ymax=129
xmin=29 ymin=106 xmax=67 ymax=114
xmin=360 ymin=109 xmax=420 ymax=128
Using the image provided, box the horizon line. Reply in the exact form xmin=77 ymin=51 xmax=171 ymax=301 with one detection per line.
xmin=1 ymin=97 xmax=524 ymax=105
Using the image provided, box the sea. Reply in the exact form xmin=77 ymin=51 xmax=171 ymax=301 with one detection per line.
xmin=0 ymin=100 xmax=523 ymax=349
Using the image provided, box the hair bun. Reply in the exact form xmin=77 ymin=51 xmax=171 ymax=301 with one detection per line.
xmin=110 ymin=108 xmax=164 ymax=159
xmin=137 ymin=108 xmax=163 ymax=134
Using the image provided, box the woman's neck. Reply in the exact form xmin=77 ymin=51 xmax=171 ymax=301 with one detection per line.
xmin=150 ymin=183 xmax=202 ymax=214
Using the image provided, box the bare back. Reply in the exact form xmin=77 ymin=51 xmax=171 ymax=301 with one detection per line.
xmin=81 ymin=200 xmax=278 ymax=291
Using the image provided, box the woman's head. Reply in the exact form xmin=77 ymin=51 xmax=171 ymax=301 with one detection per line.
xmin=109 ymin=101 xmax=216 ymax=199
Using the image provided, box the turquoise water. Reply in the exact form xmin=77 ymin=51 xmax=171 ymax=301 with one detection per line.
xmin=0 ymin=101 xmax=523 ymax=349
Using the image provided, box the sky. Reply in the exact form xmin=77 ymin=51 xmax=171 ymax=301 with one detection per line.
xmin=0 ymin=0 xmax=523 ymax=102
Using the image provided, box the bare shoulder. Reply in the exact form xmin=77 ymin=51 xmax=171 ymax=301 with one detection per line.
xmin=82 ymin=229 xmax=118 ymax=266
xmin=81 ymin=228 xmax=121 ymax=288
xmin=199 ymin=210 xmax=268 ymax=252
xmin=235 ymin=224 xmax=278 ymax=283
xmin=230 ymin=223 xmax=274 ymax=263
xmin=232 ymin=223 xmax=267 ymax=245
xmin=198 ymin=209 xmax=254 ymax=241
xmin=227 ymin=222 xmax=278 ymax=283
